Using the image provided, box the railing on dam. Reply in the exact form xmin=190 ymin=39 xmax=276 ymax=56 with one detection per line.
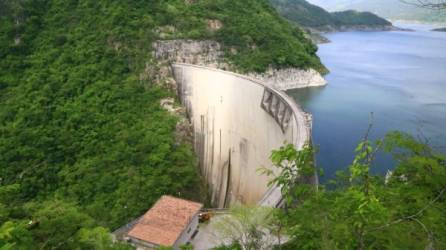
xmin=172 ymin=63 xmax=313 ymax=208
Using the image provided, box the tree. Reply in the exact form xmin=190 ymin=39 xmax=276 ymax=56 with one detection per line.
xmin=212 ymin=206 xmax=277 ymax=250
xmin=22 ymin=200 xmax=133 ymax=250
xmin=0 ymin=218 xmax=131 ymax=250
xmin=29 ymin=200 xmax=96 ymax=249
xmin=259 ymin=144 xmax=317 ymax=210
xmin=0 ymin=221 xmax=34 ymax=250
xmin=400 ymin=0 xmax=446 ymax=9
xmin=75 ymin=227 xmax=132 ymax=250
xmin=268 ymin=131 xmax=446 ymax=249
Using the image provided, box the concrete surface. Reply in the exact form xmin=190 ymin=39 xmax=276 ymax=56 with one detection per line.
xmin=190 ymin=220 xmax=225 ymax=250
xmin=172 ymin=64 xmax=312 ymax=208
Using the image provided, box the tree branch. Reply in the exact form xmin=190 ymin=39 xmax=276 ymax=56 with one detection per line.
xmin=369 ymin=188 xmax=445 ymax=232
xmin=400 ymin=0 xmax=446 ymax=9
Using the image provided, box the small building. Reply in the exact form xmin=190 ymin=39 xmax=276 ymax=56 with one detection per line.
xmin=127 ymin=195 xmax=203 ymax=249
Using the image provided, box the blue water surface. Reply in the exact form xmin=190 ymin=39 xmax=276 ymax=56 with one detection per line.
xmin=288 ymin=25 xmax=446 ymax=181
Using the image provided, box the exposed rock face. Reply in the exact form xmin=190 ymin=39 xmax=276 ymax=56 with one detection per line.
xmin=184 ymin=0 xmax=196 ymax=5
xmin=152 ymin=40 xmax=229 ymax=69
xmin=249 ymin=67 xmax=327 ymax=90
xmin=14 ymin=37 xmax=21 ymax=45
xmin=207 ymin=19 xmax=223 ymax=31
xmin=150 ymin=39 xmax=231 ymax=93
xmin=153 ymin=39 xmax=327 ymax=90
xmin=160 ymin=97 xmax=193 ymax=145
xmin=155 ymin=25 xmax=177 ymax=39
xmin=305 ymin=28 xmax=331 ymax=44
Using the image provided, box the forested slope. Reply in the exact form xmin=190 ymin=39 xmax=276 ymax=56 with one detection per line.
xmin=0 ymin=0 xmax=324 ymax=248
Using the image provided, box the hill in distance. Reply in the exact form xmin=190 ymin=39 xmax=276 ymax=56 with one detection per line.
xmin=433 ymin=27 xmax=446 ymax=31
xmin=270 ymin=0 xmax=393 ymax=31
xmin=308 ymin=0 xmax=446 ymax=23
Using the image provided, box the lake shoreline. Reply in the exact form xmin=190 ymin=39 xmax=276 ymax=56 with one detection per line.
xmin=309 ymin=25 xmax=413 ymax=44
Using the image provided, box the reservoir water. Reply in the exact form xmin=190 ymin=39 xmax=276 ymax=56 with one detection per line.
xmin=288 ymin=25 xmax=446 ymax=181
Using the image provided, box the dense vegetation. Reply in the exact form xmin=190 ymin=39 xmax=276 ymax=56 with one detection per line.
xmin=0 ymin=0 xmax=327 ymax=248
xmin=0 ymin=0 xmax=206 ymax=248
xmin=332 ymin=10 xmax=392 ymax=26
xmin=120 ymin=0 xmax=326 ymax=73
xmin=270 ymin=0 xmax=391 ymax=28
xmin=269 ymin=131 xmax=446 ymax=249
xmin=182 ymin=0 xmax=326 ymax=73
xmin=210 ymin=130 xmax=446 ymax=249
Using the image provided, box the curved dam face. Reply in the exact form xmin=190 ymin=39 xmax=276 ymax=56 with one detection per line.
xmin=173 ymin=64 xmax=311 ymax=208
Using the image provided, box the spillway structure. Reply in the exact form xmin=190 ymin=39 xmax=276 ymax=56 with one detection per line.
xmin=172 ymin=63 xmax=313 ymax=208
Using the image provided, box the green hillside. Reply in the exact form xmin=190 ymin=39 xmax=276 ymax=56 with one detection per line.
xmin=270 ymin=0 xmax=391 ymax=29
xmin=270 ymin=0 xmax=335 ymax=27
xmin=332 ymin=10 xmax=391 ymax=26
xmin=0 ymin=0 xmax=325 ymax=248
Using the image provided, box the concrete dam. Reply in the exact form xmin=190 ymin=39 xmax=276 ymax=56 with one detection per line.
xmin=172 ymin=64 xmax=312 ymax=208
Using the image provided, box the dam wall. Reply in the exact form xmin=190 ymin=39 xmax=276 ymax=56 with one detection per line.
xmin=172 ymin=64 xmax=312 ymax=208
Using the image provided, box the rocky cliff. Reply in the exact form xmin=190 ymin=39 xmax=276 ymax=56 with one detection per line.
xmin=153 ymin=39 xmax=327 ymax=90
xmin=152 ymin=40 xmax=228 ymax=69
xmin=248 ymin=67 xmax=327 ymax=90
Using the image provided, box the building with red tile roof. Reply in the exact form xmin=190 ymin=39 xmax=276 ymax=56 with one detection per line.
xmin=127 ymin=195 xmax=203 ymax=249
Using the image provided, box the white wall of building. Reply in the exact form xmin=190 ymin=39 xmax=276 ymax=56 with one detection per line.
xmin=173 ymin=213 xmax=200 ymax=249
